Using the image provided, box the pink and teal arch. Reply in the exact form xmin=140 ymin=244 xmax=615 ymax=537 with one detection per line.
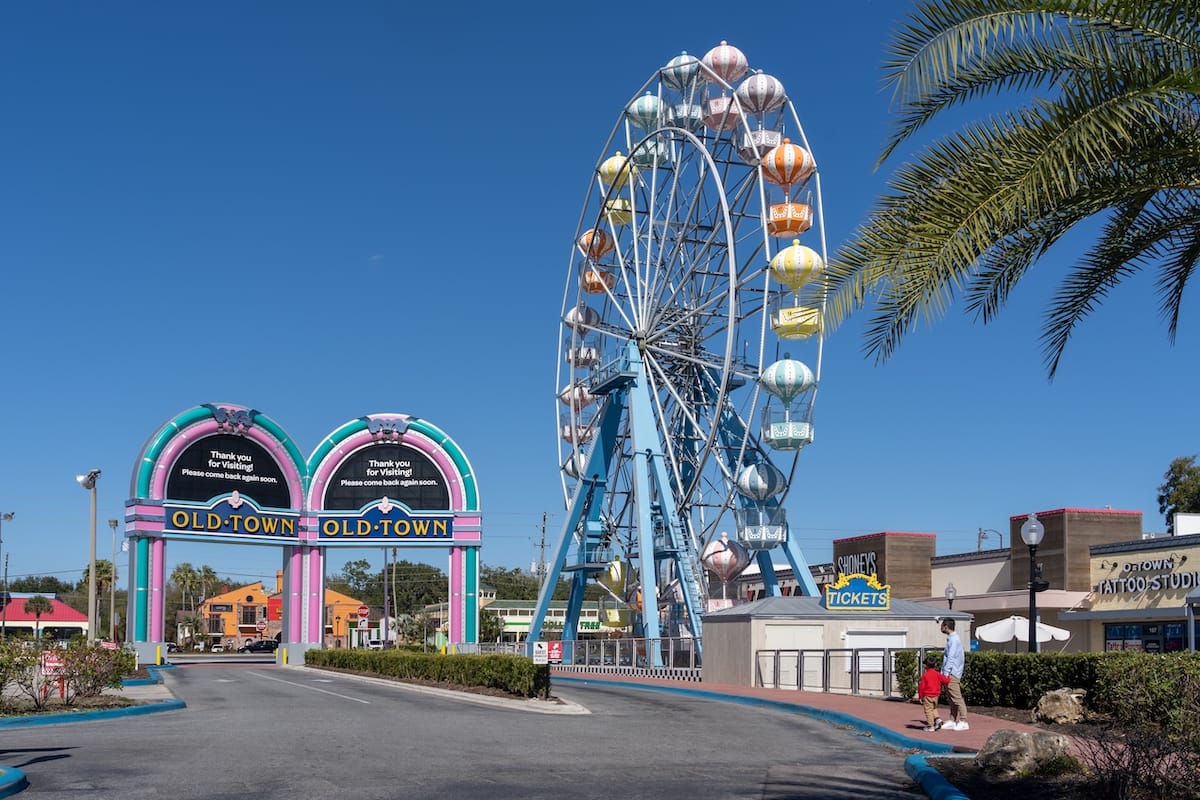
xmin=124 ymin=403 xmax=481 ymax=662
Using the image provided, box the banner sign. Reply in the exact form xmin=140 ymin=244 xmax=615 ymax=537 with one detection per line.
xmin=164 ymin=493 xmax=299 ymax=541
xmin=318 ymin=497 xmax=453 ymax=543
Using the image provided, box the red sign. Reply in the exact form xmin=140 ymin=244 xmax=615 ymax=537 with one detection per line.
xmin=256 ymin=620 xmax=268 ymax=632
xmin=39 ymin=654 xmax=64 ymax=676
xmin=356 ymin=605 xmax=370 ymax=619
xmin=547 ymin=641 xmax=563 ymax=664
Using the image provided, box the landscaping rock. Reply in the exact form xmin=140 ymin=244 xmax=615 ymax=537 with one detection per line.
xmin=975 ymin=729 xmax=1073 ymax=778
xmin=1034 ymin=688 xmax=1087 ymax=725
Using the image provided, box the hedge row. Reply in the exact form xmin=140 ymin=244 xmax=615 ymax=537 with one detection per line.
xmin=303 ymin=648 xmax=550 ymax=698
xmin=894 ymin=649 xmax=1200 ymax=713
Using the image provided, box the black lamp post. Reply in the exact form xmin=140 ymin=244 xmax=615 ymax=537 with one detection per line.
xmin=1020 ymin=512 xmax=1049 ymax=653
xmin=944 ymin=582 xmax=957 ymax=610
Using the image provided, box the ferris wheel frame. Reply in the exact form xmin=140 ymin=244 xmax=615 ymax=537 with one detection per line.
xmin=532 ymin=46 xmax=829 ymax=662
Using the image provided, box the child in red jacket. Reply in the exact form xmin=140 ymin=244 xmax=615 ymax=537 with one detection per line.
xmin=918 ymin=653 xmax=951 ymax=731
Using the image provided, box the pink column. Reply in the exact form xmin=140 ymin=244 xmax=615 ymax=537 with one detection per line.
xmin=449 ymin=547 xmax=464 ymax=643
xmin=287 ymin=547 xmax=304 ymax=643
xmin=307 ymin=545 xmax=324 ymax=643
xmin=151 ymin=538 xmax=166 ymax=642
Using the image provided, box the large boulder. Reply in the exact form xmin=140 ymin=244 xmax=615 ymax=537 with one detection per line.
xmin=976 ymin=729 xmax=1073 ymax=777
xmin=1033 ymin=688 xmax=1087 ymax=724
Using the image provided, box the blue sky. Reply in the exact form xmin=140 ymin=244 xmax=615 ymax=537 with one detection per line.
xmin=1 ymin=2 xmax=1196 ymax=592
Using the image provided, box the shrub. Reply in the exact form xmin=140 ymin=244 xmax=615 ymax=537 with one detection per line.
xmin=304 ymin=648 xmax=550 ymax=698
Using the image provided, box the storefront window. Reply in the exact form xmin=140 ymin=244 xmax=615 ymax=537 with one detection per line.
xmin=1106 ymin=622 xmax=1200 ymax=652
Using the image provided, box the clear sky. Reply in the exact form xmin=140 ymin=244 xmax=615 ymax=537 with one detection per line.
xmin=1 ymin=2 xmax=1196 ymax=593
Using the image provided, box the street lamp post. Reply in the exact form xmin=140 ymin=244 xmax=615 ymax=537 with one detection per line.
xmin=76 ymin=469 xmax=102 ymax=646
xmin=108 ymin=519 xmax=119 ymax=641
xmin=1020 ymin=512 xmax=1049 ymax=654
xmin=944 ymin=582 xmax=957 ymax=610
xmin=977 ymin=527 xmax=1005 ymax=552
xmin=0 ymin=512 xmax=12 ymax=639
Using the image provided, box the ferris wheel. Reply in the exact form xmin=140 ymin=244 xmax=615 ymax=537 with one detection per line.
xmin=529 ymin=42 xmax=829 ymax=660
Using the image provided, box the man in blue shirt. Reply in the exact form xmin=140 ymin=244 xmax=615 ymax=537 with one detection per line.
xmin=940 ymin=618 xmax=968 ymax=731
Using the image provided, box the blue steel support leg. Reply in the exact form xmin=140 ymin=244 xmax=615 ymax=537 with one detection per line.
xmin=781 ymin=536 xmax=819 ymax=596
xmin=527 ymin=392 xmax=625 ymax=648
xmin=627 ymin=343 xmax=668 ymax=663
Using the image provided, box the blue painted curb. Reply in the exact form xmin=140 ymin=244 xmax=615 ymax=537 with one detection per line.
xmin=0 ymin=767 xmax=28 ymax=798
xmin=0 ymin=699 xmax=186 ymax=729
xmin=552 ymin=675 xmax=960 ymax=755
xmin=905 ymin=754 xmax=973 ymax=800
xmin=122 ymin=662 xmax=175 ymax=686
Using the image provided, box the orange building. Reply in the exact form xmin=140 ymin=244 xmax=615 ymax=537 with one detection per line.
xmin=192 ymin=572 xmax=365 ymax=651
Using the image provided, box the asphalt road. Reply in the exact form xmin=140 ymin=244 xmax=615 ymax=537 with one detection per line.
xmin=0 ymin=664 xmax=923 ymax=799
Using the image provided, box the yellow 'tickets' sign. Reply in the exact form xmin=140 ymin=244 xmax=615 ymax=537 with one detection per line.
xmin=824 ymin=572 xmax=891 ymax=611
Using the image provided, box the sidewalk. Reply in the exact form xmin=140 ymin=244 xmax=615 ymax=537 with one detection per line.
xmin=550 ymin=669 xmax=1045 ymax=753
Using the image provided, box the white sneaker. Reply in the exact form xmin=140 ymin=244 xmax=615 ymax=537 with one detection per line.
xmin=945 ymin=721 xmax=962 ymax=730
xmin=957 ymin=721 xmax=969 ymax=731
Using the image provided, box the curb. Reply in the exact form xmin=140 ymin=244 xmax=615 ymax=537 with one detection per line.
xmin=904 ymin=754 xmax=973 ymax=800
xmin=0 ymin=767 xmax=28 ymax=799
xmin=552 ymin=675 xmax=960 ymax=754
xmin=0 ymin=699 xmax=187 ymax=729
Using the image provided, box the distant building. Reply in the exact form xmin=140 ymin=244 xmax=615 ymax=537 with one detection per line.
xmin=190 ymin=572 xmax=365 ymax=650
xmin=0 ymin=593 xmax=89 ymax=641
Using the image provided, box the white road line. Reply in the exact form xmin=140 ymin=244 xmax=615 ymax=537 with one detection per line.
xmin=248 ymin=671 xmax=371 ymax=704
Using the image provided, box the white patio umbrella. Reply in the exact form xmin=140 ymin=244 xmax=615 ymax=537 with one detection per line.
xmin=975 ymin=615 xmax=1071 ymax=647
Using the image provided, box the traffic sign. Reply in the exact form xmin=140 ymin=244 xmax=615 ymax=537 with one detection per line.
xmin=256 ymin=619 xmax=267 ymax=632
xmin=547 ymin=641 xmax=563 ymax=664
xmin=357 ymin=618 xmax=368 ymax=630
xmin=356 ymin=605 xmax=370 ymax=619
xmin=532 ymin=642 xmax=547 ymax=665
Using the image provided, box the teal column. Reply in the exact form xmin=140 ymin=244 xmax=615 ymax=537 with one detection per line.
xmin=465 ymin=546 xmax=478 ymax=643
xmin=134 ymin=537 xmax=150 ymax=641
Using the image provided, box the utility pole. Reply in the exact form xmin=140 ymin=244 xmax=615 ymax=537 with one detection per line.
xmin=381 ymin=547 xmax=389 ymax=644
xmin=2 ymin=553 xmax=8 ymax=638
xmin=537 ymin=512 xmax=547 ymax=590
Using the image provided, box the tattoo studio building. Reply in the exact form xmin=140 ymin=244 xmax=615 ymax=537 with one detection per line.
xmin=123 ymin=404 xmax=482 ymax=663
xmin=1059 ymin=533 xmax=1200 ymax=652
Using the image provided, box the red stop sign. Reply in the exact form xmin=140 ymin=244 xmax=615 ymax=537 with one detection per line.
xmin=356 ymin=605 xmax=370 ymax=619
xmin=256 ymin=619 xmax=267 ymax=631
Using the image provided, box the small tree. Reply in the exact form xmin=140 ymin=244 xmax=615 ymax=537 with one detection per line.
xmin=23 ymin=595 xmax=53 ymax=641
xmin=1158 ymin=455 xmax=1200 ymax=534
xmin=479 ymin=610 xmax=504 ymax=643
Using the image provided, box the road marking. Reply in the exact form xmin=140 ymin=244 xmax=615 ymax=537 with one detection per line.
xmin=248 ymin=671 xmax=370 ymax=704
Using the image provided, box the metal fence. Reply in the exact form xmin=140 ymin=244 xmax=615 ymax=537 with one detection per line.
xmin=479 ymin=637 xmax=701 ymax=677
xmin=754 ymin=646 xmax=945 ymax=697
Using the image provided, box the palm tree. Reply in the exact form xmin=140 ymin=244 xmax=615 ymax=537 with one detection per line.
xmin=198 ymin=565 xmax=219 ymax=603
xmin=23 ymin=595 xmax=52 ymax=641
xmin=171 ymin=563 xmax=199 ymax=611
xmin=827 ymin=1 xmax=1200 ymax=378
xmin=82 ymin=560 xmax=116 ymax=635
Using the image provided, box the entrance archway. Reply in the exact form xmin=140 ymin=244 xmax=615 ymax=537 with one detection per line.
xmin=124 ymin=404 xmax=481 ymax=662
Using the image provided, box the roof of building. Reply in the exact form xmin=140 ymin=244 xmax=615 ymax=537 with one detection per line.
xmin=701 ymin=596 xmax=969 ymax=622
xmin=1011 ymin=508 xmax=1141 ymax=520
xmin=833 ymin=531 xmax=937 ymax=545
xmin=0 ymin=595 xmax=88 ymax=622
